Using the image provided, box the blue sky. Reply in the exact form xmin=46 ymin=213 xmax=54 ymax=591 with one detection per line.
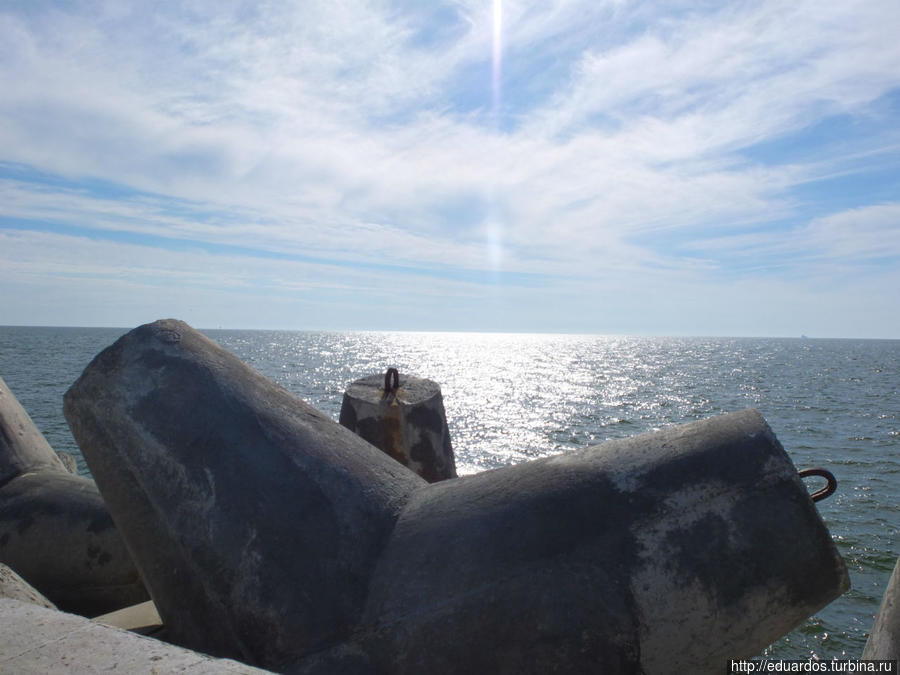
xmin=1 ymin=1 xmax=898 ymax=337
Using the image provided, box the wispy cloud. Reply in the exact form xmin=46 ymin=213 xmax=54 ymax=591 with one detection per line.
xmin=687 ymin=203 xmax=900 ymax=267
xmin=1 ymin=0 xmax=898 ymax=335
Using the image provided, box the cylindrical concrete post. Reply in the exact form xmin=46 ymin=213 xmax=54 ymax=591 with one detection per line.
xmin=339 ymin=369 xmax=456 ymax=483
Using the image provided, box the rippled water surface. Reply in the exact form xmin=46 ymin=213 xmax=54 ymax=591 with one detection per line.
xmin=0 ymin=326 xmax=897 ymax=660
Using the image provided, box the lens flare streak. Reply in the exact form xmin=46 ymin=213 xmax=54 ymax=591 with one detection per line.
xmin=492 ymin=0 xmax=502 ymax=116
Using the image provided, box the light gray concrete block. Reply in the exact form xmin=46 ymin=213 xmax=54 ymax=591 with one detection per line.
xmin=863 ymin=555 xmax=900 ymax=660
xmin=92 ymin=598 xmax=161 ymax=632
xmin=0 ymin=597 xmax=272 ymax=673
xmin=1 ymin=374 xmax=66 ymax=483
xmin=0 ymin=563 xmax=55 ymax=609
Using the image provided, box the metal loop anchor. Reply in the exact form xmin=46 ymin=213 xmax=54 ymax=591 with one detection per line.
xmin=798 ymin=468 xmax=837 ymax=502
xmin=384 ymin=368 xmax=400 ymax=392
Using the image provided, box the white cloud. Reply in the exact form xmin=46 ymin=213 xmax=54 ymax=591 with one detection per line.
xmin=1 ymin=225 xmax=897 ymax=336
xmin=529 ymin=1 xmax=900 ymax=149
xmin=1 ymin=0 xmax=898 ymax=335
xmin=682 ymin=202 xmax=900 ymax=288
xmin=801 ymin=204 xmax=900 ymax=261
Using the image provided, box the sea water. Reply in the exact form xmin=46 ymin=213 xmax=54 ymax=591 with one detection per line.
xmin=0 ymin=326 xmax=897 ymax=660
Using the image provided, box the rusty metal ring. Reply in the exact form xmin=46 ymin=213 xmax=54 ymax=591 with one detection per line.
xmin=799 ymin=468 xmax=837 ymax=502
xmin=384 ymin=368 xmax=400 ymax=392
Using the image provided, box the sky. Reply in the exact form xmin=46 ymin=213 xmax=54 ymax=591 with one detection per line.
xmin=1 ymin=1 xmax=899 ymax=337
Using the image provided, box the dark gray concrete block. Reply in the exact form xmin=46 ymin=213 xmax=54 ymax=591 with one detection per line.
xmin=64 ymin=319 xmax=426 ymax=670
xmin=0 ymin=471 xmax=149 ymax=616
xmin=340 ymin=371 xmax=456 ymax=482
xmin=863 ymin=556 xmax=900 ymax=660
xmin=0 ymin=375 xmax=147 ymax=617
xmin=354 ymin=409 xmax=849 ymax=674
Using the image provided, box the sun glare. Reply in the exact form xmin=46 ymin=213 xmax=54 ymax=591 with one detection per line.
xmin=487 ymin=220 xmax=503 ymax=271
xmin=488 ymin=0 xmax=505 ymax=275
xmin=492 ymin=0 xmax=502 ymax=116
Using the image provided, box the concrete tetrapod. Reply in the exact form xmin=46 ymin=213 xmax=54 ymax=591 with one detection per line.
xmin=1 ymin=373 xmax=68 ymax=484
xmin=863 ymin=556 xmax=900 ymax=661
xmin=64 ymin=320 xmax=849 ymax=674
xmin=0 ymin=375 xmax=147 ymax=616
xmin=358 ymin=411 xmax=849 ymax=674
xmin=64 ymin=320 xmax=426 ymax=670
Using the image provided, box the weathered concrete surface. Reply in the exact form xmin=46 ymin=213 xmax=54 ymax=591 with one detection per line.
xmin=0 ymin=597 xmax=273 ymax=674
xmin=63 ymin=319 xmax=849 ymax=674
xmin=1 ymin=374 xmax=66 ymax=483
xmin=0 ymin=471 xmax=149 ymax=616
xmin=349 ymin=409 xmax=850 ymax=675
xmin=56 ymin=450 xmax=79 ymax=474
xmin=64 ymin=319 xmax=426 ymax=670
xmin=0 ymin=562 xmax=55 ymax=608
xmin=0 ymin=375 xmax=148 ymax=617
xmin=863 ymin=555 xmax=900 ymax=660
xmin=340 ymin=371 xmax=456 ymax=482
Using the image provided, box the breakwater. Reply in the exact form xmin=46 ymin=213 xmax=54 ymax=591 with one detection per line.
xmin=0 ymin=326 xmax=897 ymax=660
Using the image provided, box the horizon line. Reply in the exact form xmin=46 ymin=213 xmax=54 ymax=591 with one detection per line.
xmin=1 ymin=324 xmax=897 ymax=341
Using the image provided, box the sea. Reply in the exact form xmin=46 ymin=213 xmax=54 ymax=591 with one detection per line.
xmin=0 ymin=326 xmax=897 ymax=661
